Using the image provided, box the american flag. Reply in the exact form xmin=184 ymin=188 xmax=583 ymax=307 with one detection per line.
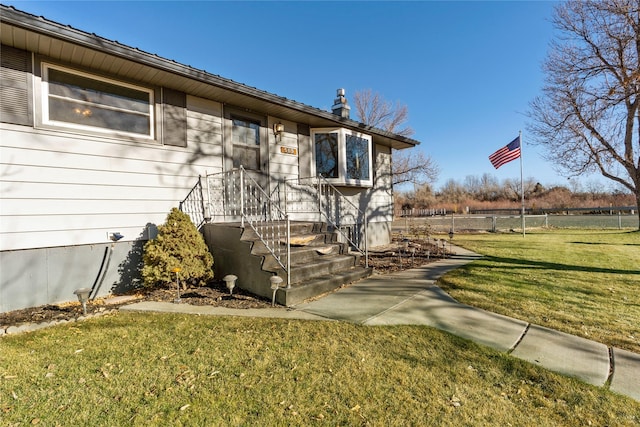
xmin=489 ymin=136 xmax=521 ymax=169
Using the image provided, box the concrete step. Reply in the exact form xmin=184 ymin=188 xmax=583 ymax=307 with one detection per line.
xmin=276 ymin=266 xmax=373 ymax=306
xmin=260 ymin=243 xmax=347 ymax=271
xmin=290 ymin=221 xmax=327 ymax=234
xmin=291 ymin=254 xmax=360 ymax=285
xmin=240 ymin=221 xmax=327 ymax=242
xmin=203 ymin=221 xmax=368 ymax=307
xmin=248 ymin=232 xmax=341 ymax=258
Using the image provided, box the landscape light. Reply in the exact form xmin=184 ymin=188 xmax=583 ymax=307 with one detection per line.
xmin=172 ymin=267 xmax=182 ymax=303
xmin=73 ymin=288 xmax=92 ymax=315
xmin=270 ymin=276 xmax=283 ymax=306
xmin=223 ymin=274 xmax=238 ymax=295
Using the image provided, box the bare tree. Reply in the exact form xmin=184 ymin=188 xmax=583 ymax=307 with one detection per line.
xmin=528 ymin=0 xmax=640 ymax=229
xmin=353 ymin=88 xmax=414 ymax=136
xmin=437 ymin=179 xmax=468 ymax=204
xmin=398 ymin=183 xmax=437 ymax=210
xmin=392 ymin=150 xmax=440 ymax=186
xmin=464 ymin=173 xmax=502 ymax=201
xmin=503 ymin=177 xmax=538 ymax=201
xmin=352 ymin=89 xmax=439 ymax=186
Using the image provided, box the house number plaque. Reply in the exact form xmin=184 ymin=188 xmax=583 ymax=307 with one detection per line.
xmin=280 ymin=146 xmax=297 ymax=155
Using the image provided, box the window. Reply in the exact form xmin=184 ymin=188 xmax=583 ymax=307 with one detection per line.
xmin=314 ymin=132 xmax=339 ymax=178
xmin=346 ymin=134 xmax=370 ymax=181
xmin=311 ymin=128 xmax=372 ymax=186
xmin=41 ymin=63 xmax=154 ymax=138
xmin=232 ymin=116 xmax=261 ymax=170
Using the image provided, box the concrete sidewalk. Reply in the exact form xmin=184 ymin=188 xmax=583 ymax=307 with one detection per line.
xmin=121 ymin=247 xmax=639 ymax=401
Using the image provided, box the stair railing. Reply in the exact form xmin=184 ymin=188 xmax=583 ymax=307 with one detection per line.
xmin=181 ymin=168 xmax=369 ymax=285
xmin=317 ymin=175 xmax=368 ymax=268
xmin=179 ymin=176 xmax=207 ymax=228
xmin=285 ymin=175 xmax=368 ymax=268
xmin=204 ymin=167 xmax=291 ymax=286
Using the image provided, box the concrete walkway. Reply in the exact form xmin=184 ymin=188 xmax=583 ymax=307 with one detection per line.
xmin=121 ymin=247 xmax=639 ymax=401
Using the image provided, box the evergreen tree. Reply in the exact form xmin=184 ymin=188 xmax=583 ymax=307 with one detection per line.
xmin=142 ymin=208 xmax=214 ymax=288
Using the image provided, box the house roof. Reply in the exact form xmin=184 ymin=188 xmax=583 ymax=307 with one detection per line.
xmin=0 ymin=5 xmax=420 ymax=150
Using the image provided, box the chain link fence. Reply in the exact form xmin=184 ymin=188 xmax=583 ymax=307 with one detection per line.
xmin=393 ymin=213 xmax=638 ymax=234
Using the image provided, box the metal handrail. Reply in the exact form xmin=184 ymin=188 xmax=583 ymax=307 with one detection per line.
xmin=182 ymin=168 xmax=370 ymax=286
xmin=204 ymin=167 xmax=291 ymax=286
xmin=315 ymin=175 xmax=368 ymax=268
xmin=238 ymin=167 xmax=291 ymax=286
xmin=179 ymin=176 xmax=206 ymax=228
xmin=283 ymin=175 xmax=368 ymax=268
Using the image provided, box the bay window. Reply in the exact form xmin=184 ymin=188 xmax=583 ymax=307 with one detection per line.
xmin=312 ymin=128 xmax=372 ymax=186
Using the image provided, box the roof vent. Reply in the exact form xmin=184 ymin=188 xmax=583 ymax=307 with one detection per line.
xmin=331 ymin=88 xmax=350 ymax=119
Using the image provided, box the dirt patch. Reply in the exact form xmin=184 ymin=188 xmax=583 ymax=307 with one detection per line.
xmin=364 ymin=236 xmax=448 ymax=274
xmin=1 ymin=236 xmax=446 ymax=329
xmin=0 ymin=282 xmax=272 ymax=329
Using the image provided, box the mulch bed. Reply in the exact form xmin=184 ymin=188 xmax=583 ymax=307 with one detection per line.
xmin=0 ymin=282 xmax=271 ymax=328
xmin=1 ymin=237 xmax=446 ymax=329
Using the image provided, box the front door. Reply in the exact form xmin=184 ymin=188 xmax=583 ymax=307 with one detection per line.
xmin=225 ymin=111 xmax=269 ymax=183
xmin=222 ymin=108 xmax=270 ymax=220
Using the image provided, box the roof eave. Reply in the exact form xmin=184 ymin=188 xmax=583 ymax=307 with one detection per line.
xmin=0 ymin=5 xmax=421 ymax=149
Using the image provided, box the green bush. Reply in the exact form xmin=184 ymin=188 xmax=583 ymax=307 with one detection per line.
xmin=142 ymin=208 xmax=214 ymax=288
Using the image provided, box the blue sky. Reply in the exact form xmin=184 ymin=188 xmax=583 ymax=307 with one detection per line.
xmin=8 ymin=0 xmax=603 ymax=191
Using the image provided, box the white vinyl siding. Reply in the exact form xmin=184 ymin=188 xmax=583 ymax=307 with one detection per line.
xmin=0 ymin=94 xmax=223 ymax=251
xmin=186 ymin=95 xmax=223 ymax=172
xmin=369 ymin=145 xmax=394 ymax=223
xmin=268 ymin=118 xmax=299 ymax=179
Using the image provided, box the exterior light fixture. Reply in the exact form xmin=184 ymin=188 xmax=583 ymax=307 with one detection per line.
xmin=273 ymin=122 xmax=285 ymax=142
xmin=270 ymin=276 xmax=283 ymax=306
xmin=172 ymin=267 xmax=182 ymax=303
xmin=73 ymin=288 xmax=92 ymax=315
xmin=448 ymin=230 xmax=454 ymax=255
xmin=109 ymin=232 xmax=124 ymax=242
xmin=223 ymin=274 xmax=238 ymax=295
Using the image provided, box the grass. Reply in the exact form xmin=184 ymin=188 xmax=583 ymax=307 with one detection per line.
xmin=438 ymin=229 xmax=640 ymax=353
xmin=1 ymin=313 xmax=639 ymax=426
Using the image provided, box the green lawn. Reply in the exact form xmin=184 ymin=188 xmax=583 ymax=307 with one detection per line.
xmin=438 ymin=229 xmax=640 ymax=353
xmin=1 ymin=313 xmax=638 ymax=426
xmin=1 ymin=229 xmax=639 ymax=425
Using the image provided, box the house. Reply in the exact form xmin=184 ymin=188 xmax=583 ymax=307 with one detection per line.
xmin=0 ymin=5 xmax=420 ymax=312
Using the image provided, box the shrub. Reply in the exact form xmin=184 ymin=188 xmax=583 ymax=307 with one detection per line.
xmin=142 ymin=208 xmax=214 ymax=288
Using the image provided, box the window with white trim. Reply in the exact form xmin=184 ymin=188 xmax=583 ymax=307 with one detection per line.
xmin=312 ymin=128 xmax=373 ymax=186
xmin=231 ymin=116 xmax=261 ymax=170
xmin=41 ymin=63 xmax=154 ymax=138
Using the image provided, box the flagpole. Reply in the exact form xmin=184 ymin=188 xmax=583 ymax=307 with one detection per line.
xmin=520 ymin=130 xmax=525 ymax=237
